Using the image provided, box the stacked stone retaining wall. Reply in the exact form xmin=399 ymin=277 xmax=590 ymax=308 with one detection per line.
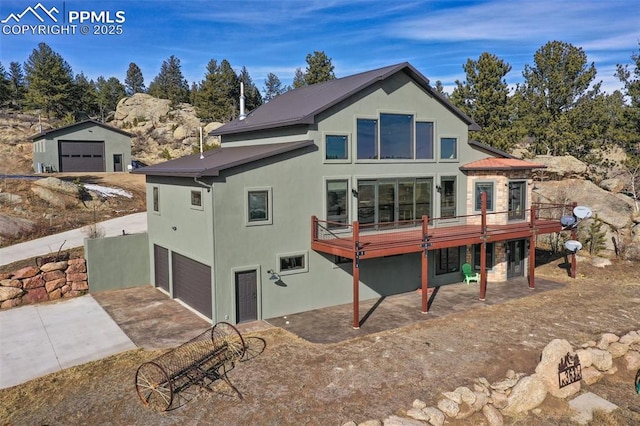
xmin=0 ymin=258 xmax=88 ymax=309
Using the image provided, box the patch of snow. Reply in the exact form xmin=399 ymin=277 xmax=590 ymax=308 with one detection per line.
xmin=84 ymin=184 xmax=133 ymax=198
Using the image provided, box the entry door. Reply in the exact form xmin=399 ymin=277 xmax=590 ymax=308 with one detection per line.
xmin=235 ymin=270 xmax=257 ymax=323
xmin=507 ymin=240 xmax=524 ymax=278
xmin=113 ymin=154 xmax=123 ymax=172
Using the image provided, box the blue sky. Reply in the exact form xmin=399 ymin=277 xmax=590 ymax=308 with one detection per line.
xmin=0 ymin=0 xmax=638 ymax=96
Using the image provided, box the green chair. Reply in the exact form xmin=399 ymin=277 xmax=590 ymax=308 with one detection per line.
xmin=461 ymin=263 xmax=480 ymax=285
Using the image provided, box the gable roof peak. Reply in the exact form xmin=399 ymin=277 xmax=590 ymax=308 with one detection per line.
xmin=213 ymin=62 xmax=477 ymax=136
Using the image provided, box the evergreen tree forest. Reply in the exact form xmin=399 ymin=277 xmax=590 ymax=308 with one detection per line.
xmin=0 ymin=42 xmax=638 ymax=166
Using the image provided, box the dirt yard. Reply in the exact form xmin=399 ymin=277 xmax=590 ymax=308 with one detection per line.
xmin=1 ymin=255 xmax=639 ymax=425
xmin=0 ymin=173 xmax=146 ymax=248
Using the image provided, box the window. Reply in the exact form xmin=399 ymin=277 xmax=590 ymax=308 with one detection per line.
xmin=473 ymin=243 xmax=495 ymax=271
xmin=474 ymin=182 xmax=494 ymax=211
xmin=191 ymin=190 xmax=202 ymax=209
xmin=277 ymin=251 xmax=309 ymax=275
xmin=357 ymin=118 xmax=378 ymax=159
xmin=357 ymin=178 xmax=432 ymax=225
xmin=246 ymin=187 xmax=272 ymax=225
xmin=152 ymin=187 xmax=159 ymax=213
xmin=380 ymin=113 xmax=413 ymax=159
xmin=436 ymin=247 xmax=459 ymax=275
xmin=416 ymin=122 xmax=434 ymax=159
xmin=440 ymin=176 xmax=456 ymax=218
xmin=325 ymin=135 xmax=349 ymax=161
xmin=326 ymin=180 xmax=348 ymax=227
xmin=440 ymin=137 xmax=457 ymax=160
xmin=508 ymin=181 xmax=526 ymax=221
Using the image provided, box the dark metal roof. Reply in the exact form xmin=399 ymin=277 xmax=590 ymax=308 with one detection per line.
xmin=30 ymin=119 xmax=133 ymax=140
xmin=132 ymin=140 xmax=314 ymax=177
xmin=468 ymin=140 xmax=516 ymax=159
xmin=213 ymin=62 xmax=480 ymax=136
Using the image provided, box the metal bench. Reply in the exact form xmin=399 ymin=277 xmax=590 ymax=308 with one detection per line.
xmin=135 ymin=322 xmax=246 ymax=411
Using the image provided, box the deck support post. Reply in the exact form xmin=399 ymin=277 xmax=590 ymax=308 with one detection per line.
xmin=421 ymin=215 xmax=429 ymax=314
xmin=528 ymin=205 xmax=536 ymax=289
xmin=479 ymin=192 xmax=487 ymax=301
xmin=352 ymin=221 xmax=360 ymax=329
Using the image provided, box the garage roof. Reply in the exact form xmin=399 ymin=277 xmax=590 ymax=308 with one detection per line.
xmin=31 ymin=119 xmax=133 ymax=140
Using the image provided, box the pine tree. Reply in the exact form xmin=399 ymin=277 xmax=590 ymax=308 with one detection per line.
xmin=72 ymin=73 xmax=98 ymax=119
xmin=8 ymin=61 xmax=25 ymax=108
xmin=0 ymin=62 xmax=10 ymax=106
xmin=615 ymin=42 xmax=640 ymax=151
xmin=95 ymin=76 xmax=126 ymax=121
xmin=148 ymin=55 xmax=190 ymax=106
xmin=195 ymin=59 xmax=238 ymax=121
xmin=514 ymin=41 xmax=597 ymax=155
xmin=23 ymin=42 xmax=75 ymax=118
xmin=292 ymin=67 xmax=306 ymax=88
xmin=451 ymin=52 xmax=513 ymax=150
xmin=125 ymin=62 xmax=145 ymax=96
xmin=238 ymin=66 xmax=262 ymax=112
xmin=263 ymin=72 xmax=286 ymax=101
xmin=304 ymin=51 xmax=335 ymax=85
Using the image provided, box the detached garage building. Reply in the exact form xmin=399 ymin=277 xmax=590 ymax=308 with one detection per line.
xmin=32 ymin=119 xmax=132 ymax=173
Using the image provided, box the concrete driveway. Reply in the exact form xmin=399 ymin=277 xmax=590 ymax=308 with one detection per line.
xmin=0 ymin=212 xmax=147 ymax=266
xmin=0 ymin=295 xmax=137 ymax=389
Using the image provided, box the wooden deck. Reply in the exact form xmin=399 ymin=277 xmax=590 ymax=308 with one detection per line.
xmin=311 ymin=211 xmax=563 ymax=259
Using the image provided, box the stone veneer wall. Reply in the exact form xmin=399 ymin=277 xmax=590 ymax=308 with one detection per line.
xmin=0 ymin=258 xmax=88 ymax=309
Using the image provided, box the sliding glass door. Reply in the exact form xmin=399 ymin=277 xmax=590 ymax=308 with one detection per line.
xmin=357 ymin=178 xmax=432 ymax=226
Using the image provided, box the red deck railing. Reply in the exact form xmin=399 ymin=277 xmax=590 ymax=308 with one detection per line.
xmin=311 ymin=201 xmax=572 ymax=260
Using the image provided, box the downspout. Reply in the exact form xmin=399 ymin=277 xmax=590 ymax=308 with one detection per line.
xmin=193 ymin=176 xmax=211 ymax=191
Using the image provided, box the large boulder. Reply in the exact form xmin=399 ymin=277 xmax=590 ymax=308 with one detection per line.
xmin=532 ymin=155 xmax=589 ymax=180
xmin=0 ymin=214 xmax=36 ymax=243
xmin=535 ymin=339 xmax=581 ymax=399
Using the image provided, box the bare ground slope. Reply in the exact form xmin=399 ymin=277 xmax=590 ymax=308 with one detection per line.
xmin=1 ymin=257 xmax=639 ymax=425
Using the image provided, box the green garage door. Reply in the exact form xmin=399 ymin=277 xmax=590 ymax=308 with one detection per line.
xmin=59 ymin=140 xmax=105 ymax=172
xmin=172 ymin=252 xmax=212 ymax=319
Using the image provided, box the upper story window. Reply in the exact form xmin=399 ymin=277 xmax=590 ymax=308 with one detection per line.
xmin=356 ymin=114 xmax=438 ymax=161
xmin=474 ymin=182 xmax=494 ymax=211
xmin=416 ymin=121 xmax=434 ymax=159
xmin=380 ymin=113 xmax=413 ymax=159
xmin=246 ymin=187 xmax=273 ymax=226
xmin=357 ymin=118 xmax=378 ymax=159
xmin=325 ymin=135 xmax=349 ymax=161
xmin=152 ymin=186 xmax=160 ymax=213
xmin=440 ymin=137 xmax=458 ymax=160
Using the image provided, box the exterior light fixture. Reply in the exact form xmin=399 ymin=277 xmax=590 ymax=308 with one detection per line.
xmin=267 ymin=269 xmax=281 ymax=281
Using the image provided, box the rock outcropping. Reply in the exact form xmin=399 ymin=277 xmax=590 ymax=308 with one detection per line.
xmin=110 ymin=93 xmax=222 ymax=165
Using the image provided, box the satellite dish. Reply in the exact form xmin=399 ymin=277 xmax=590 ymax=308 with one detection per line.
xmin=564 ymin=240 xmax=583 ymax=253
xmin=573 ymin=206 xmax=592 ymax=220
xmin=560 ymin=215 xmax=576 ymax=228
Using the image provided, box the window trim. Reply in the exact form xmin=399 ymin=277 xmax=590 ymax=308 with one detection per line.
xmin=323 ymin=133 xmax=351 ymax=163
xmin=439 ymin=175 xmax=457 ymax=219
xmin=325 ymin=177 xmax=350 ymax=228
xmin=276 ymin=251 xmax=309 ymax=276
xmin=152 ymin=186 xmax=160 ymax=215
xmin=474 ymin=181 xmax=495 ymax=212
xmin=245 ymin=187 xmax=273 ymax=226
xmin=416 ymin=120 xmax=435 ymax=160
xmin=190 ymin=189 xmax=203 ymax=210
xmin=439 ymin=136 xmax=458 ymax=161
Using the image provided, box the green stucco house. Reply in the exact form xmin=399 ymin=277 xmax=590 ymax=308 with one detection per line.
xmin=135 ymin=63 xmax=561 ymax=327
xmin=32 ymin=119 xmax=132 ymax=173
